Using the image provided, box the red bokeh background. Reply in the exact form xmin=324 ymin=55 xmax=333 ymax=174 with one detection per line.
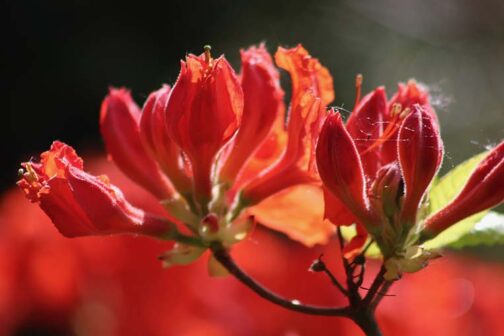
xmin=1 ymin=155 xmax=503 ymax=336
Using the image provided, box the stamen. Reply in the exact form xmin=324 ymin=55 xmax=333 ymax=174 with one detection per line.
xmin=24 ymin=163 xmax=39 ymax=183
xmin=360 ymin=105 xmax=411 ymax=156
xmin=203 ymin=45 xmax=212 ymax=64
xmin=399 ymin=107 xmax=411 ymax=119
xmin=391 ymin=103 xmax=402 ymax=116
xmin=354 ymin=74 xmax=363 ymax=109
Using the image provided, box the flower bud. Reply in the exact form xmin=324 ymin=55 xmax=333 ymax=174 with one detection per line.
xmin=424 ymin=141 xmax=504 ymax=237
xmin=371 ymin=163 xmax=404 ymax=220
xmin=316 ymin=111 xmax=375 ymax=229
xmin=398 ymin=107 xmax=443 ymax=227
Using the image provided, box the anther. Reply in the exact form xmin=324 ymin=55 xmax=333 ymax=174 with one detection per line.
xmin=354 ymin=74 xmax=363 ymax=109
xmin=24 ymin=164 xmax=39 ymax=183
xmin=391 ymin=103 xmax=402 ymax=117
xmin=399 ymin=107 xmax=411 ymax=119
xmin=203 ymin=45 xmax=212 ymax=64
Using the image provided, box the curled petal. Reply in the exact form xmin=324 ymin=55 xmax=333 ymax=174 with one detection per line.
xmin=240 ymin=46 xmax=334 ymax=204
xmin=219 ymin=44 xmax=284 ymax=184
xmin=241 ymin=93 xmax=319 ymax=204
xmin=166 ymin=54 xmax=243 ymax=202
xmin=389 ymin=80 xmax=437 ymax=122
xmin=233 ymin=115 xmax=287 ymax=189
xmin=424 ymin=141 xmax=504 ymax=237
xmin=17 ymin=142 xmax=174 ymax=238
xmin=275 ymin=44 xmax=334 ymax=106
xmin=316 ymin=111 xmax=376 ymax=229
xmin=139 ymin=85 xmax=192 ymax=194
xmin=398 ymin=107 xmax=443 ymax=226
xmin=100 ymin=88 xmax=174 ymax=199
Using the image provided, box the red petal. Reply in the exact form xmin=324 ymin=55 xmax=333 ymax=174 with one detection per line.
xmin=323 ymin=187 xmax=358 ymax=226
xmin=275 ymin=44 xmax=334 ymax=107
xmin=100 ymin=88 xmax=174 ymax=199
xmin=139 ymin=85 xmax=192 ymax=194
xmin=316 ymin=111 xmax=375 ymax=228
xmin=240 ymin=46 xmax=334 ymax=204
xmin=219 ymin=44 xmax=284 ymax=184
xmin=241 ymin=93 xmax=319 ymax=204
xmin=39 ymin=177 xmax=96 ymax=237
xmin=425 ymin=141 xmax=504 ymax=236
xmin=18 ymin=142 xmax=172 ymax=238
xmin=346 ymin=87 xmax=388 ymax=178
xmin=166 ymin=54 xmax=243 ymax=202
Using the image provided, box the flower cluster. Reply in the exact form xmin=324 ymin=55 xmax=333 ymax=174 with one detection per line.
xmin=18 ymin=44 xmax=336 ymax=265
xmin=316 ymin=81 xmax=504 ymax=279
xmin=18 ymin=44 xmax=504 ymax=276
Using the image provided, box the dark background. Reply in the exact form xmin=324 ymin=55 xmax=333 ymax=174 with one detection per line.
xmin=3 ymin=0 xmax=504 ymax=191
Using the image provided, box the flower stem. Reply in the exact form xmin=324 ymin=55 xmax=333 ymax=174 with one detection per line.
xmin=210 ymin=243 xmax=388 ymax=335
xmin=210 ymin=244 xmax=351 ymax=316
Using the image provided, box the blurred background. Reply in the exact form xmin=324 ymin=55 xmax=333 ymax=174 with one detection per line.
xmin=3 ymin=0 xmax=504 ymax=335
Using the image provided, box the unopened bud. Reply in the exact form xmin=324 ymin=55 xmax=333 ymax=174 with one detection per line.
xmin=371 ymin=163 xmax=404 ymax=219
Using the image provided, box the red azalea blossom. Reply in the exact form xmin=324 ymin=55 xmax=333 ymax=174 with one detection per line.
xmin=14 ymin=41 xmax=504 ymax=335
xmin=17 ymin=141 xmax=174 ymax=238
xmin=18 ymin=44 xmax=335 ymax=247
xmin=5 ymin=163 xmax=504 ymax=335
xmin=316 ymin=81 xmax=443 ymax=256
xmin=316 ymin=79 xmax=504 ymax=269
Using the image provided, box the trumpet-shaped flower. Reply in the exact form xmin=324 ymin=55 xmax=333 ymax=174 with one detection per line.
xmin=18 ymin=44 xmax=335 ymax=255
xmin=17 ymin=141 xmax=175 ymax=238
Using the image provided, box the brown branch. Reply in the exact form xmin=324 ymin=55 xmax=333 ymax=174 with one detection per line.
xmin=210 ymin=244 xmax=352 ymax=316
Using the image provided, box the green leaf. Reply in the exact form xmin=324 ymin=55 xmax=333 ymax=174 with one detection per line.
xmin=428 ymin=151 xmax=488 ymax=214
xmin=423 ymin=151 xmax=488 ymax=249
xmin=448 ymin=212 xmax=504 ymax=249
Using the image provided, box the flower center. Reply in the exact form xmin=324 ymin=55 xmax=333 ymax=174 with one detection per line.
xmin=360 ymin=103 xmax=411 ymax=156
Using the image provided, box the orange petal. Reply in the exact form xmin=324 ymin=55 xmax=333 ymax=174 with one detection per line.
xmin=275 ymin=44 xmax=334 ymax=106
xmin=247 ymin=184 xmax=334 ymax=247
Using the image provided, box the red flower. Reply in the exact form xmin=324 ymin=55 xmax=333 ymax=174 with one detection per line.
xmin=241 ymin=44 xmax=334 ymax=204
xmin=423 ymin=141 xmax=504 ymax=237
xmin=218 ymin=44 xmax=284 ymax=186
xmin=100 ymin=88 xmax=175 ymax=199
xmin=139 ymin=85 xmax=192 ymax=196
xmin=17 ymin=141 xmax=174 ymax=238
xmin=18 ymin=44 xmax=336 ymax=248
xmin=165 ymin=49 xmax=243 ymax=204
xmin=316 ymin=82 xmax=443 ymax=255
